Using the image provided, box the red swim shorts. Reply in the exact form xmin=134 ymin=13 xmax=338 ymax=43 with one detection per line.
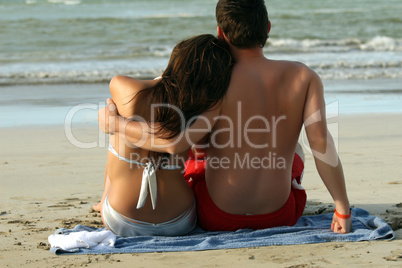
xmin=184 ymin=151 xmax=307 ymax=231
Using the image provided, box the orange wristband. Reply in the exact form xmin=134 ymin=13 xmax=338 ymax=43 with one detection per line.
xmin=334 ymin=209 xmax=352 ymax=219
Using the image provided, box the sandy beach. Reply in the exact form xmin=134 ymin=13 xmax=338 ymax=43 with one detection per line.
xmin=0 ymin=113 xmax=401 ymax=267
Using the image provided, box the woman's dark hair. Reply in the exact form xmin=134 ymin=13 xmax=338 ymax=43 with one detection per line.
xmin=136 ymin=34 xmax=234 ymax=140
xmin=216 ymin=0 xmax=269 ymax=49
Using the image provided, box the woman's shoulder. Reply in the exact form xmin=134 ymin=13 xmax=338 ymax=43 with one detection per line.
xmin=109 ymin=75 xmax=159 ymax=118
xmin=109 ymin=75 xmax=156 ymax=96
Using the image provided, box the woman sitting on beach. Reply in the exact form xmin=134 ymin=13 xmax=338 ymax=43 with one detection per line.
xmin=93 ymin=34 xmax=234 ymax=237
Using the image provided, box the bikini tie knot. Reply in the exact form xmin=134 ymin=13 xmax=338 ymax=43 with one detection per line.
xmin=136 ymin=162 xmax=157 ymax=210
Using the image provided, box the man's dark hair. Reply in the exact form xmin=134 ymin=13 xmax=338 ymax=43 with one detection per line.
xmin=216 ymin=0 xmax=269 ymax=49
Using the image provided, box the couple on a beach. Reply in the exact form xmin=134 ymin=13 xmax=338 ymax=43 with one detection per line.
xmin=94 ymin=0 xmax=352 ymax=237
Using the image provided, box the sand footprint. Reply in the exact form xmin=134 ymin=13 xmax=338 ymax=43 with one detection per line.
xmin=384 ymin=249 xmax=402 ymax=262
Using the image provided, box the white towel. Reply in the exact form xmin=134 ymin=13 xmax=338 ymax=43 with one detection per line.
xmin=48 ymin=230 xmax=116 ymax=251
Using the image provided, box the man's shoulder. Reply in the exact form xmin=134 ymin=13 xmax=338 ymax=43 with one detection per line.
xmin=270 ymin=59 xmax=312 ymax=72
xmin=229 ymin=58 xmax=319 ymax=88
xmin=273 ymin=60 xmax=320 ymax=83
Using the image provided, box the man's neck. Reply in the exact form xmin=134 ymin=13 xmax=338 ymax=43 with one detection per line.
xmin=229 ymin=44 xmax=265 ymax=62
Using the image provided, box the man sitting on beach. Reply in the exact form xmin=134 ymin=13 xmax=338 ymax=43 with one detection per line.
xmin=98 ymin=0 xmax=352 ymax=233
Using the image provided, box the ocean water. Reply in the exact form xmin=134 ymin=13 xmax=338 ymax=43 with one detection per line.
xmin=1 ymin=0 xmax=402 ymax=84
xmin=0 ymin=0 xmax=401 ymax=126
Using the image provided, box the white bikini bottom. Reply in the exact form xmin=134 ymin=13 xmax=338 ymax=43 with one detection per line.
xmin=102 ymin=196 xmax=196 ymax=237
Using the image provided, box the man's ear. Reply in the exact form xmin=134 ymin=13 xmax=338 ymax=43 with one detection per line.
xmin=268 ymin=20 xmax=272 ymax=34
xmin=217 ymin=26 xmax=226 ymax=41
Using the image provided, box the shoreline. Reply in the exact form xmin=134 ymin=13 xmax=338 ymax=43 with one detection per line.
xmin=0 ymin=79 xmax=402 ymax=128
xmin=1 ymin=112 xmax=401 ymax=131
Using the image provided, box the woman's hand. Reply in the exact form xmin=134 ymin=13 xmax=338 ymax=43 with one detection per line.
xmin=98 ymin=98 xmax=118 ymax=134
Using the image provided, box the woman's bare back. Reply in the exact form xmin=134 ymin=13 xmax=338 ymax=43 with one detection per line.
xmin=106 ymin=75 xmax=193 ymax=223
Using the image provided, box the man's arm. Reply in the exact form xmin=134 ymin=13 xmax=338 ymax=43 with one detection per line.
xmin=303 ymin=69 xmax=352 ymax=234
xmin=98 ymin=98 xmax=220 ymax=154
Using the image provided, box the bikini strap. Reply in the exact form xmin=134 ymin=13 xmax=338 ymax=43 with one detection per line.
xmin=108 ymin=143 xmax=147 ymax=166
xmin=108 ymin=142 xmax=182 ymax=170
xmin=108 ymin=141 xmax=184 ymax=210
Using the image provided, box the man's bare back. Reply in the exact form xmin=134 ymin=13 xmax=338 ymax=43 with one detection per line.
xmin=206 ymin=56 xmax=312 ymax=215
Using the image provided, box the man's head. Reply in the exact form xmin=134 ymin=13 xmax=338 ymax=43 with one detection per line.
xmin=216 ymin=0 xmax=270 ymax=49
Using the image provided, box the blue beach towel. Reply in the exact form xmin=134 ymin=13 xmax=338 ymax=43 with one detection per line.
xmin=50 ymin=208 xmax=394 ymax=255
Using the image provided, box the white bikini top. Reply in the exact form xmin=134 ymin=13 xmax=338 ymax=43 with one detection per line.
xmin=108 ymin=143 xmax=182 ymax=210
